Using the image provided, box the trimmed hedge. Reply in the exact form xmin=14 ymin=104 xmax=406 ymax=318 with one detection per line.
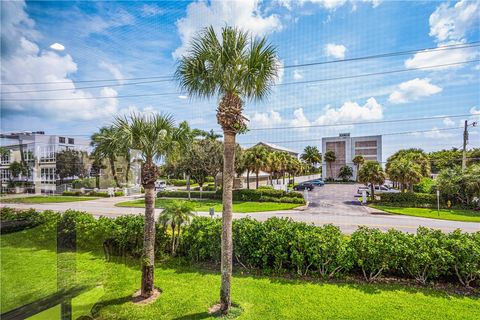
xmin=157 ymin=188 xmax=305 ymax=204
xmin=2 ymin=207 xmax=479 ymax=287
xmin=181 ymin=217 xmax=480 ymax=286
xmin=166 ymin=179 xmax=196 ymax=186
xmin=376 ymin=192 xmax=440 ymax=208
xmin=62 ymin=190 xmax=124 ymax=197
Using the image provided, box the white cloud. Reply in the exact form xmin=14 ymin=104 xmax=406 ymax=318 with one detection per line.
xmin=405 ymin=0 xmax=479 ymax=70
xmin=173 ymin=0 xmax=282 ymax=59
xmin=290 ymin=108 xmax=311 ymax=130
xmin=99 ymin=61 xmax=124 ymax=84
xmin=293 ymin=69 xmax=303 ymax=80
xmin=276 ymin=59 xmax=285 ymax=84
xmin=49 ymin=42 xmax=65 ymax=51
xmin=470 ymin=106 xmax=480 ymax=115
xmin=315 ymin=97 xmax=383 ymax=124
xmin=443 ymin=117 xmax=455 ymax=127
xmin=1 ymin=1 xmax=120 ymax=121
xmin=325 ymin=43 xmax=346 ymax=59
xmin=248 ymin=110 xmax=283 ymax=128
xmin=281 ymin=0 xmax=380 ymax=10
xmin=412 ymin=127 xmax=454 ymax=138
xmin=388 ymin=78 xmax=442 ymax=104
xmin=141 ymin=4 xmax=164 ymax=17
xmin=178 ymin=95 xmax=188 ymax=100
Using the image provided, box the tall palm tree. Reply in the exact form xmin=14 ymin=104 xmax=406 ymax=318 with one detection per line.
xmin=358 ymin=161 xmax=386 ymax=199
xmin=248 ymin=146 xmax=270 ymax=189
xmin=91 ymin=127 xmax=121 ymax=188
xmin=352 ymin=155 xmax=365 ymax=182
xmin=324 ymin=150 xmax=336 ymax=179
xmin=159 ymin=200 xmax=195 ymax=255
xmin=176 ymin=25 xmax=278 ymax=314
xmin=266 ymin=151 xmax=280 ymax=184
xmin=301 ymin=146 xmax=322 ymax=172
xmin=386 ymin=158 xmax=422 ymax=192
xmin=112 ymin=113 xmax=188 ymax=299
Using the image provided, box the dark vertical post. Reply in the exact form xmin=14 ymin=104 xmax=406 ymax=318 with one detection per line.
xmin=57 ymin=216 xmax=76 ymax=320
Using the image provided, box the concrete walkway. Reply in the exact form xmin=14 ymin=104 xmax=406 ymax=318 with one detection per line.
xmin=2 ymin=195 xmax=479 ymax=234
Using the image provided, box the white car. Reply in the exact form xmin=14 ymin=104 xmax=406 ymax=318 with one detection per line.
xmin=154 ymin=180 xmax=167 ymax=191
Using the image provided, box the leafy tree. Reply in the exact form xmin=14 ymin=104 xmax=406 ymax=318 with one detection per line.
xmin=386 ymin=158 xmax=422 ymax=192
xmin=429 ymin=148 xmax=462 ymax=173
xmin=300 ymin=146 xmax=322 ymax=172
xmin=357 ymin=161 xmax=386 ymax=199
xmin=199 ymin=129 xmax=222 ymax=141
xmin=9 ymin=161 xmax=28 ymax=181
xmin=56 ymin=149 xmax=86 ymax=184
xmin=112 ymin=113 xmax=188 ymax=299
xmin=386 ymin=148 xmax=430 ymax=177
xmin=324 ymin=150 xmax=336 ymax=179
xmin=338 ymin=165 xmax=353 ymax=182
xmin=91 ymin=127 xmax=121 ymax=188
xmin=286 ymin=157 xmax=302 ymax=186
xmin=176 ymin=26 xmax=278 ymax=313
xmin=352 ymin=155 xmax=365 ymax=181
xmin=159 ymin=200 xmax=195 ymax=255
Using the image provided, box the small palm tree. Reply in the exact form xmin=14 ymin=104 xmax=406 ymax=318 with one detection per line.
xmin=324 ymin=150 xmax=336 ymax=179
xmin=358 ymin=161 xmax=386 ymax=199
xmin=248 ymin=146 xmax=270 ymax=189
xmin=338 ymin=165 xmax=353 ymax=182
xmin=386 ymin=158 xmax=422 ymax=192
xmin=112 ymin=113 xmax=188 ymax=299
xmin=91 ymin=127 xmax=121 ymax=188
xmin=159 ymin=200 xmax=195 ymax=255
xmin=176 ymin=25 xmax=278 ymax=313
xmin=301 ymin=146 xmax=322 ymax=172
xmin=352 ymin=155 xmax=365 ymax=181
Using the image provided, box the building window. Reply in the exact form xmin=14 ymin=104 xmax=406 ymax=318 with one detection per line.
xmin=41 ymin=167 xmax=56 ymax=184
xmin=355 ymin=149 xmax=377 ymax=156
xmin=0 ymin=169 xmax=10 ymax=181
xmin=40 ymin=145 xmax=56 ymax=163
xmin=1 ymin=152 xmax=10 ymax=165
xmin=355 ymin=141 xmax=377 ymax=148
xmin=68 ymin=138 xmax=74 ymax=144
xmin=59 ymin=137 xmax=66 ymax=143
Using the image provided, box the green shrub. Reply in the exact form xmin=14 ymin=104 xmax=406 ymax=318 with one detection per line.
xmin=72 ymin=178 xmax=96 ymax=189
xmin=377 ymin=192 xmax=440 ymax=207
xmin=166 ymin=179 xmax=196 ymax=186
xmin=180 ymin=217 xmax=221 ymax=263
xmin=62 ymin=191 xmax=83 ymax=196
xmin=413 ymin=178 xmax=436 ymax=194
xmin=62 ymin=190 xmax=124 ymax=197
xmin=447 ymin=230 xmax=480 ymax=287
xmin=158 ymin=190 xmax=217 ymax=199
xmin=258 ymin=185 xmax=274 ymax=190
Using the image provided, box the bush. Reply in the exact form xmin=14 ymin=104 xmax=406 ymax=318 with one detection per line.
xmin=447 ymin=230 xmax=480 ymax=287
xmin=72 ymin=178 xmax=96 ymax=189
xmin=180 ymin=217 xmax=221 ymax=262
xmin=258 ymin=185 xmax=274 ymax=190
xmin=62 ymin=191 xmax=83 ymax=196
xmin=167 ymin=179 xmax=196 ymax=186
xmin=376 ymin=192 xmax=440 ymax=208
xmin=158 ymin=190 xmax=217 ymax=199
xmin=62 ymin=191 xmax=124 ymax=197
xmin=413 ymin=177 xmax=436 ymax=194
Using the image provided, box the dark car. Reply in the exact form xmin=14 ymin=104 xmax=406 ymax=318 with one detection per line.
xmin=293 ymin=182 xmax=314 ymax=191
xmin=309 ymin=179 xmax=325 ymax=186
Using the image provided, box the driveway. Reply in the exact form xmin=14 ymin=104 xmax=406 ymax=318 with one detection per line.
xmin=304 ymin=183 xmax=368 ymax=216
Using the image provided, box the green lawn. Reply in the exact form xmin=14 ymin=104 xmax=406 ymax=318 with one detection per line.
xmin=116 ymin=198 xmax=302 ymax=213
xmin=1 ymin=226 xmax=479 ymax=319
xmin=372 ymin=205 xmax=480 ymax=222
xmin=1 ymin=196 xmax=99 ymax=204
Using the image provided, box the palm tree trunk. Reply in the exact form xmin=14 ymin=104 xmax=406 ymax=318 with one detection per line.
xmin=186 ymin=174 xmax=191 ymax=200
xmin=220 ymin=131 xmax=235 ymax=314
xmin=255 ymin=171 xmax=259 ymax=189
xmin=141 ymin=161 xmax=157 ymax=298
xmin=246 ymin=170 xmax=250 ymax=189
xmin=109 ymin=156 xmax=120 ymax=188
xmin=171 ymin=222 xmax=176 ymax=255
xmin=125 ymin=152 xmax=131 ymax=185
xmin=370 ymin=184 xmax=375 ymax=201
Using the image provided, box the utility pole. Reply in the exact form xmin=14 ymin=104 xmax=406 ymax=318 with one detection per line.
xmin=462 ymin=120 xmax=468 ymax=171
xmin=462 ymin=120 xmax=478 ymax=171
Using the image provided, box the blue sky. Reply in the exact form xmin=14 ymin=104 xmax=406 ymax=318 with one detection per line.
xmin=1 ymin=0 xmax=479 ymax=159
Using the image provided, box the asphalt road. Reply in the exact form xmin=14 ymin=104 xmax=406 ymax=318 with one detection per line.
xmin=2 ymin=185 xmax=479 ymax=234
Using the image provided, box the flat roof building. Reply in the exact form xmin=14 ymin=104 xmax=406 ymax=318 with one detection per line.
xmin=251 ymin=142 xmax=299 ymax=157
xmin=321 ymin=133 xmax=382 ymax=180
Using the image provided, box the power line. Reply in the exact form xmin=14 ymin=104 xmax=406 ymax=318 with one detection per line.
xmin=248 ymin=114 xmax=472 ymax=131
xmin=3 ymin=59 xmax=478 ymax=101
xmin=240 ymin=127 xmax=463 ymax=145
xmin=2 ymin=41 xmax=478 ymax=87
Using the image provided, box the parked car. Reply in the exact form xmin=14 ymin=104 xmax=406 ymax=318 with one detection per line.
xmin=154 ymin=180 xmax=167 ymax=191
xmin=309 ymin=179 xmax=325 ymax=186
xmin=357 ymin=184 xmax=399 ymax=196
xmin=293 ymin=182 xmax=315 ymax=191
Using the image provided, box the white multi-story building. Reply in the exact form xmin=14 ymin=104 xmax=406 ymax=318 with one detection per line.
xmin=321 ymin=133 xmax=382 ymax=180
xmin=0 ymin=131 xmax=90 ymax=193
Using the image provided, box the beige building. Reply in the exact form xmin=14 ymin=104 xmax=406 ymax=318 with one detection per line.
xmin=322 ymin=133 xmax=382 ymax=180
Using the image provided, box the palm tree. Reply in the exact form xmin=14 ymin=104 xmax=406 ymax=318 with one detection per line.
xmin=386 ymin=158 xmax=422 ymax=192
xmin=357 ymin=161 xmax=386 ymax=199
xmin=286 ymin=157 xmax=302 ymax=185
xmin=112 ymin=113 xmax=188 ymax=299
xmin=338 ymin=165 xmax=353 ymax=181
xmin=159 ymin=200 xmax=195 ymax=255
xmin=324 ymin=150 xmax=336 ymax=179
xmin=176 ymin=25 xmax=278 ymax=314
xmin=301 ymin=146 xmax=322 ymax=172
xmin=247 ymin=146 xmax=270 ymax=189
xmin=91 ymin=127 xmax=121 ymax=188
xmin=201 ymin=129 xmax=223 ymax=141
xmin=266 ymin=151 xmax=280 ymax=184
xmin=352 ymin=155 xmax=365 ymax=181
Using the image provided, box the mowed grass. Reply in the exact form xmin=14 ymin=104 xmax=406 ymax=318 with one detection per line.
xmin=116 ymin=198 xmax=301 ymax=213
xmin=1 ymin=196 xmax=99 ymax=204
xmin=1 ymin=227 xmax=479 ymax=319
xmin=372 ymin=205 xmax=480 ymax=222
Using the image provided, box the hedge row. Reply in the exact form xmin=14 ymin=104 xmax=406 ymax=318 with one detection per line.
xmin=376 ymin=192 xmax=441 ymax=208
xmin=157 ymin=188 xmax=306 ymax=204
xmin=62 ymin=191 xmax=124 ymax=197
xmin=181 ymin=217 xmax=480 ymax=287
